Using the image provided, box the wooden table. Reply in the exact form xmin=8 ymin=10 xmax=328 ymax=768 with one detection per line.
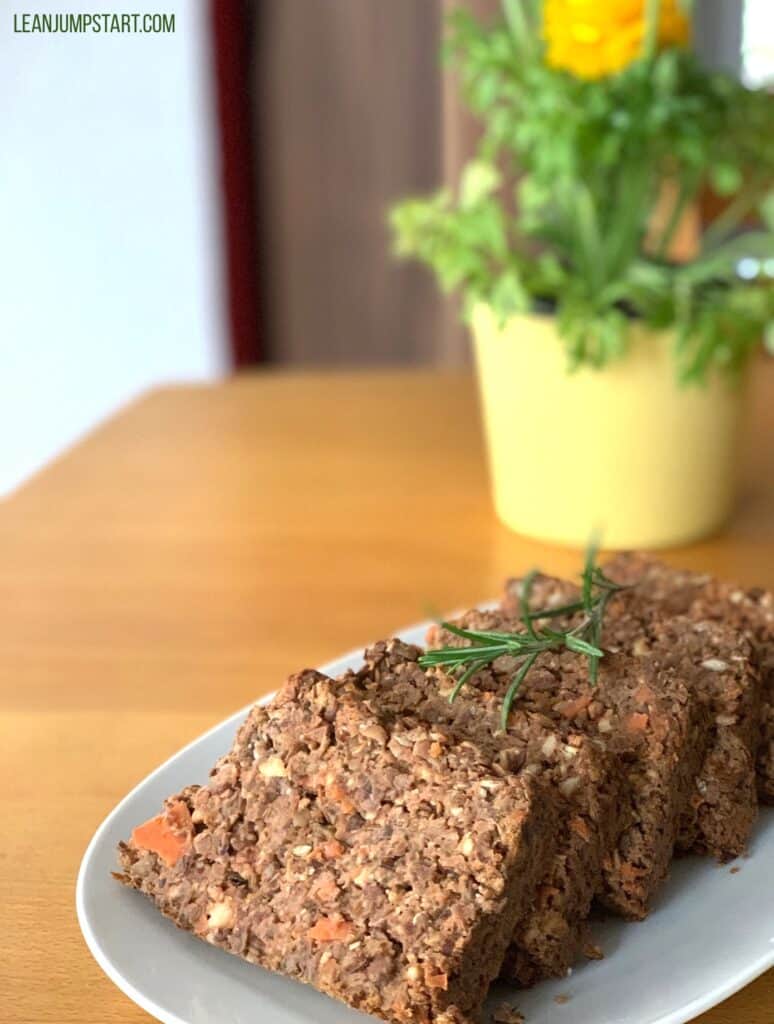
xmin=3 ymin=367 xmax=773 ymax=1024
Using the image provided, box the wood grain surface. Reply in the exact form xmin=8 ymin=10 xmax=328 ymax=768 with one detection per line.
xmin=2 ymin=366 xmax=773 ymax=1023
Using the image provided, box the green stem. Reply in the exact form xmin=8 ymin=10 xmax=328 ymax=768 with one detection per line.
xmin=655 ymin=177 xmax=696 ymax=260
xmin=642 ymin=0 xmax=661 ymax=62
xmin=702 ymin=178 xmax=766 ymax=251
xmin=501 ymin=0 xmax=534 ymax=60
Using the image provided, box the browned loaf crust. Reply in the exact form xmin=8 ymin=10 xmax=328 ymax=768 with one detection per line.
xmin=347 ymin=639 xmax=626 ymax=987
xmin=428 ymin=603 xmax=711 ymax=921
xmin=116 ymin=670 xmax=556 ymax=1024
xmin=601 ymin=552 xmax=773 ymax=806
xmin=501 ymin=565 xmax=763 ymax=860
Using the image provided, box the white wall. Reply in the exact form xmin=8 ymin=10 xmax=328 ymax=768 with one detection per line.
xmin=0 ymin=0 xmax=227 ymax=495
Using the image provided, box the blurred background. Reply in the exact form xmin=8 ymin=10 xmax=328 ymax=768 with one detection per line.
xmin=1 ymin=0 xmax=772 ymax=495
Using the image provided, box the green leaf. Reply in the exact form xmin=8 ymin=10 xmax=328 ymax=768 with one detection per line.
xmin=761 ymin=191 xmax=774 ymax=231
xmin=436 ymin=621 xmax=501 ymax=646
xmin=448 ymin=660 xmax=487 ymax=703
xmin=490 ymin=270 xmax=529 ymax=320
xmin=581 ymin=533 xmax=600 ymax=611
xmin=519 ymin=568 xmax=539 ymax=639
xmin=684 ymin=231 xmax=774 ymax=285
xmin=460 ymin=160 xmax=501 ymax=208
xmin=765 ymin=322 xmax=774 ymax=356
xmin=501 ymin=651 xmax=539 ymax=730
xmin=564 ymin=635 xmax=605 ymax=658
xmin=653 ymin=49 xmax=679 ymax=96
xmin=710 ymin=163 xmax=743 ymax=197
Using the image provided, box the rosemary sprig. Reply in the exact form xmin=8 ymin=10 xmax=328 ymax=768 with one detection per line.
xmin=418 ymin=541 xmax=628 ymax=729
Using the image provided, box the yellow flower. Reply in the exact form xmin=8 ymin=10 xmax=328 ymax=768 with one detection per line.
xmin=544 ymin=0 xmax=690 ymax=80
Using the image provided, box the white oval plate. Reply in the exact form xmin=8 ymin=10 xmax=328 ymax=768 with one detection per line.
xmin=77 ymin=617 xmax=774 ymax=1024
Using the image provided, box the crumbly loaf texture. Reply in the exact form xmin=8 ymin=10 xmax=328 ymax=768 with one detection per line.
xmin=348 ymin=639 xmax=624 ymax=986
xmin=429 ymin=606 xmax=710 ymax=920
xmin=602 ymin=552 xmax=773 ymax=805
xmin=502 ymin=567 xmax=763 ymax=860
xmin=117 ymin=671 xmax=555 ymax=1024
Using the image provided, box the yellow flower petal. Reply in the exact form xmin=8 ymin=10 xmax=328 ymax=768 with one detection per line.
xmin=544 ymin=0 xmax=690 ymax=79
xmin=571 ymin=23 xmax=602 ymax=44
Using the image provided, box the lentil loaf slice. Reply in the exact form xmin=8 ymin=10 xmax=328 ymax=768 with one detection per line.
xmin=429 ymin=603 xmax=711 ymax=920
xmin=116 ymin=670 xmax=556 ymax=1024
xmin=602 ymin=552 xmax=773 ymax=805
xmin=502 ymin=567 xmax=763 ymax=859
xmin=347 ymin=639 xmax=625 ymax=985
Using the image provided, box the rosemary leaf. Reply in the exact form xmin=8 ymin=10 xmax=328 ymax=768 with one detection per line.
xmin=449 ymin=660 xmax=487 ymax=703
xmin=501 ymin=651 xmax=540 ymax=730
xmin=564 ymin=635 xmax=604 ymax=657
xmin=439 ymin=621 xmax=505 ymax=646
xmin=520 ymin=568 xmax=539 ymax=640
xmin=525 ymin=598 xmax=585 ymax=620
xmin=417 ymin=540 xmax=631 ymax=725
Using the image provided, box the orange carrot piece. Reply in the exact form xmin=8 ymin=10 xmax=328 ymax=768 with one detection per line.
xmin=624 ymin=712 xmax=650 ymax=734
xmin=570 ymin=816 xmax=592 ymax=842
xmin=131 ymin=805 xmax=190 ymax=867
xmin=555 ymin=694 xmax=592 ymax=719
xmin=314 ymin=839 xmax=344 ymax=860
xmin=633 ymin=682 xmax=656 ymax=705
xmin=307 ymin=917 xmax=354 ymax=942
xmin=324 ymin=780 xmax=355 ymax=813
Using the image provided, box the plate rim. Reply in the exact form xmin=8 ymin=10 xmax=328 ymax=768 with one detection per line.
xmin=76 ymin=625 xmax=774 ymax=1024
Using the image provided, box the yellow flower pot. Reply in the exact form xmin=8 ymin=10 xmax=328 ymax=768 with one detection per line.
xmin=472 ymin=306 xmax=748 ymax=550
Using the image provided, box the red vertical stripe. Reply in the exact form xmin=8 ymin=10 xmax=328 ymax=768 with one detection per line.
xmin=210 ymin=0 xmax=262 ymax=367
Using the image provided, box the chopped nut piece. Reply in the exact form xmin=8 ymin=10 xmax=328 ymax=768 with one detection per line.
xmin=701 ymin=658 xmax=729 ymax=672
xmin=541 ymin=734 xmax=558 ymax=758
xmin=558 ymin=776 xmax=581 ymax=797
xmin=360 ymin=723 xmax=388 ymax=745
xmin=632 ymin=637 xmax=650 ymax=657
xmin=459 ymin=833 xmax=475 ymax=856
xmin=424 ymin=968 xmax=448 ymax=991
xmin=206 ymin=900 xmax=234 ymax=930
xmin=258 ymin=755 xmax=286 ymax=778
xmin=352 ymin=868 xmax=370 ymax=888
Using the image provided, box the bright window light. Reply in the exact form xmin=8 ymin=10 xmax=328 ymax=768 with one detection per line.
xmin=742 ymin=0 xmax=774 ymax=87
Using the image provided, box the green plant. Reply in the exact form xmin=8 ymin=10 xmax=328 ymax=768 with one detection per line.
xmin=390 ymin=1 xmax=774 ymax=382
